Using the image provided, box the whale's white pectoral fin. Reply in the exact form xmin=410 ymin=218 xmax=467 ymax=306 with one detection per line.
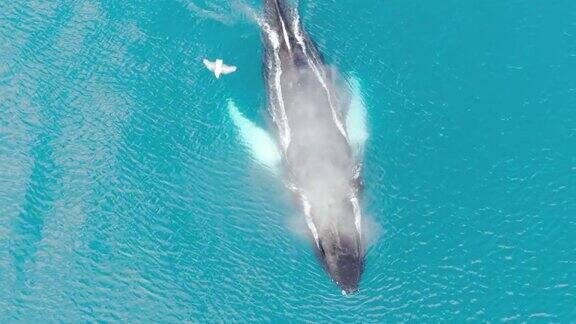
xmin=228 ymin=99 xmax=281 ymax=173
xmin=345 ymin=75 xmax=369 ymax=159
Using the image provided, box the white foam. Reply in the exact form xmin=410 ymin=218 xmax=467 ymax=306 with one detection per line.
xmin=261 ymin=21 xmax=292 ymax=150
xmin=350 ymin=194 xmax=362 ymax=240
xmin=261 ymin=21 xmax=280 ymax=50
xmin=293 ymin=14 xmax=305 ymax=47
xmin=301 ymin=193 xmax=320 ymax=248
xmin=273 ymin=60 xmax=291 ymax=150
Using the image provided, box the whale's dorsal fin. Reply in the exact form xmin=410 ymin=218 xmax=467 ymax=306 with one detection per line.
xmin=228 ymin=100 xmax=281 ymax=173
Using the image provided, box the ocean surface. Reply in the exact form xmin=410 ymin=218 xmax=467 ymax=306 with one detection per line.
xmin=1 ymin=0 xmax=575 ymax=322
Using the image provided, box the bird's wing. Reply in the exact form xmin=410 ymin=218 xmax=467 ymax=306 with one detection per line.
xmin=221 ymin=64 xmax=237 ymax=74
xmin=203 ymin=59 xmax=216 ymax=71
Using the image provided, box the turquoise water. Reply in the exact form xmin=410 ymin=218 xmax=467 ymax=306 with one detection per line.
xmin=1 ymin=0 xmax=575 ymax=321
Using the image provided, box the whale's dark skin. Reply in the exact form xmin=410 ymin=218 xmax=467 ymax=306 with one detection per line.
xmin=262 ymin=0 xmax=364 ymax=294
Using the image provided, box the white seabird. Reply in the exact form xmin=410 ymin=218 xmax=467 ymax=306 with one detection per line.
xmin=203 ymin=58 xmax=237 ymax=79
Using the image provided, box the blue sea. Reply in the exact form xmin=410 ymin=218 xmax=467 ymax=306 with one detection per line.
xmin=1 ymin=0 xmax=575 ymax=321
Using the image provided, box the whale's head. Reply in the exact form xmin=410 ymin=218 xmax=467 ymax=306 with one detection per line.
xmin=315 ymin=228 xmax=364 ymax=294
xmin=298 ymin=173 xmax=365 ymax=294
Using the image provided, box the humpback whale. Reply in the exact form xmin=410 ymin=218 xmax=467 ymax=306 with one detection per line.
xmin=259 ymin=0 xmax=365 ymax=294
xmin=228 ymin=0 xmax=368 ymax=294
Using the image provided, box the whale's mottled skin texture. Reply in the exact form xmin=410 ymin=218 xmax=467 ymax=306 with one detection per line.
xmin=262 ymin=0 xmax=364 ymax=294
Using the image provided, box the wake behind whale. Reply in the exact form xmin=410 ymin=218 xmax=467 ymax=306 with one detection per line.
xmin=229 ymin=0 xmax=371 ymax=294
